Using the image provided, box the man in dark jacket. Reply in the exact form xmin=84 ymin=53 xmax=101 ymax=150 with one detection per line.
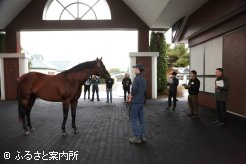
xmin=105 ymin=77 xmax=114 ymax=103
xmin=128 ymin=63 xmax=147 ymax=144
xmin=167 ymin=72 xmax=179 ymax=110
xmin=84 ymin=77 xmax=91 ymax=100
xmin=122 ymin=73 xmax=132 ymax=102
xmin=184 ymin=70 xmax=200 ymax=118
xmin=213 ymin=68 xmax=230 ymax=127
xmin=90 ymin=75 xmax=100 ymax=101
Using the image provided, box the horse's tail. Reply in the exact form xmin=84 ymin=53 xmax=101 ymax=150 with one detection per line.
xmin=16 ymin=78 xmax=23 ymax=122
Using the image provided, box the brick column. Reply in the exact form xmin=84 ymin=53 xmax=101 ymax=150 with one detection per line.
xmin=0 ymin=53 xmax=29 ymax=100
xmin=138 ymin=29 xmax=149 ymax=52
xmin=129 ymin=52 xmax=159 ymax=99
xmin=3 ymin=58 xmax=19 ymax=99
xmin=2 ymin=30 xmax=21 ymax=100
xmin=135 ymin=29 xmax=154 ymax=98
xmin=6 ymin=29 xmax=21 ymax=53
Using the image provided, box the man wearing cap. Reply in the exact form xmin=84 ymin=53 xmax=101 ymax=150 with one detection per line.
xmin=167 ymin=71 xmax=179 ymax=110
xmin=128 ymin=63 xmax=147 ymax=144
xmin=213 ymin=68 xmax=230 ymax=127
xmin=184 ymin=70 xmax=200 ymax=118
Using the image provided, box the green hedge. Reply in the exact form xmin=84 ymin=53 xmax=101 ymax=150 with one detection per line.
xmin=150 ymin=31 xmax=168 ymax=93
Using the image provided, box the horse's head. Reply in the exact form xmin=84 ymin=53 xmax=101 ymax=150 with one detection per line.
xmin=95 ymin=57 xmax=111 ymax=79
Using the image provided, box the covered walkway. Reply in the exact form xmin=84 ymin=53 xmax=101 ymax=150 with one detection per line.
xmin=0 ymin=98 xmax=245 ymax=164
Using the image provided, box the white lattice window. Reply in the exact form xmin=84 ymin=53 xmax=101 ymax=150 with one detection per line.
xmin=43 ymin=0 xmax=111 ymax=20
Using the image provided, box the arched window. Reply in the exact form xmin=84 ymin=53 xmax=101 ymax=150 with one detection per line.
xmin=43 ymin=0 xmax=111 ymax=20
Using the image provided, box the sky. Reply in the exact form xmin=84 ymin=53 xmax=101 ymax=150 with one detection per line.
xmin=21 ymin=30 xmax=138 ymax=71
xmin=20 ymin=30 xmax=172 ymax=71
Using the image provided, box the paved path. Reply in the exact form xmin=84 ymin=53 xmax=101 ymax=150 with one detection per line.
xmin=0 ymin=98 xmax=246 ymax=164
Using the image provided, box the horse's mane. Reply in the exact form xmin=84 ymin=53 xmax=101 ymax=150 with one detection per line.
xmin=62 ymin=60 xmax=96 ymax=73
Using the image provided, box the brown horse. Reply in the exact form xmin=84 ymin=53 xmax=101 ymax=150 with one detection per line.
xmin=17 ymin=57 xmax=110 ymax=136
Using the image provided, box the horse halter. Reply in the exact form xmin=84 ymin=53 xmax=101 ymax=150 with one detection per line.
xmin=96 ymin=61 xmax=108 ymax=78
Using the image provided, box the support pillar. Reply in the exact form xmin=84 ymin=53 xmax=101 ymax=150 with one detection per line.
xmin=0 ymin=53 xmax=29 ymax=100
xmin=129 ymin=52 xmax=159 ymax=99
xmin=6 ymin=29 xmax=21 ymax=53
xmin=0 ymin=30 xmax=23 ymax=100
xmin=138 ymin=29 xmax=149 ymax=52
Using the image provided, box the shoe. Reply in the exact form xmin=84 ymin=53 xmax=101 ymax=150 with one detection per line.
xmin=216 ymin=122 xmax=225 ymax=127
xmin=213 ymin=120 xmax=220 ymax=125
xmin=140 ymin=136 xmax=147 ymax=143
xmin=172 ymin=108 xmax=176 ymax=111
xmin=106 ymin=101 xmax=109 ymax=103
xmin=128 ymin=137 xmax=141 ymax=144
xmin=166 ymin=107 xmax=171 ymax=110
xmin=97 ymin=99 xmax=100 ymax=101
xmin=90 ymin=99 xmax=94 ymax=101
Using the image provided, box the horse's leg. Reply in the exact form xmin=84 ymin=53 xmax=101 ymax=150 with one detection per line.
xmin=18 ymin=98 xmax=30 ymax=135
xmin=20 ymin=105 xmax=32 ymax=135
xmin=71 ymin=100 xmax=79 ymax=134
xmin=21 ymin=109 xmax=29 ymax=135
xmin=61 ymin=102 xmax=69 ymax=137
xmin=26 ymin=95 xmax=36 ymax=132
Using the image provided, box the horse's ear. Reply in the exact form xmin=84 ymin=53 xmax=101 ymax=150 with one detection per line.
xmin=100 ymin=57 xmax=102 ymax=61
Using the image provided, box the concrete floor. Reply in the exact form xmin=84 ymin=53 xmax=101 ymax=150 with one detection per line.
xmin=0 ymin=97 xmax=246 ymax=164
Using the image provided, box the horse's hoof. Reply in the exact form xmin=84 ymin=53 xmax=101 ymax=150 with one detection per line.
xmin=74 ymin=130 xmax=80 ymax=134
xmin=24 ymin=131 xmax=31 ymax=136
xmin=62 ymin=132 xmax=68 ymax=137
xmin=29 ymin=128 xmax=35 ymax=133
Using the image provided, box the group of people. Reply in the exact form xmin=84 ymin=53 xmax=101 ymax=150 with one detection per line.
xmin=83 ymin=71 xmax=134 ymax=104
xmin=83 ymin=64 xmax=230 ymax=145
xmin=127 ymin=66 xmax=230 ymax=145
xmin=83 ymin=71 xmax=133 ymax=104
xmin=167 ymin=68 xmax=230 ymax=127
xmin=83 ymin=75 xmax=114 ymax=103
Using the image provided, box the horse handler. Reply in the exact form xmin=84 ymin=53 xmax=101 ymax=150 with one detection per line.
xmin=128 ymin=63 xmax=147 ymax=144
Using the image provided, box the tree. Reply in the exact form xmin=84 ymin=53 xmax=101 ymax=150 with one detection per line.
xmin=167 ymin=43 xmax=189 ymax=67
xmin=150 ymin=31 xmax=168 ymax=93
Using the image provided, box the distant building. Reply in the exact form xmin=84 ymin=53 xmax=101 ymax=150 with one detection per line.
xmin=48 ymin=60 xmax=71 ymax=73
xmin=167 ymin=66 xmax=190 ymax=85
xmin=29 ymin=54 xmax=57 ymax=75
xmin=175 ymin=67 xmax=189 ymax=85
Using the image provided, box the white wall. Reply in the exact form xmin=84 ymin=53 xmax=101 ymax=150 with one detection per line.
xmin=190 ymin=44 xmax=204 ymax=74
xmin=190 ymin=44 xmax=204 ymax=91
xmin=190 ymin=36 xmax=223 ymax=93
xmin=205 ymin=37 xmax=223 ymax=75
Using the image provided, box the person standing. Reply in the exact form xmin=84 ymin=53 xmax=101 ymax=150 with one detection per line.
xmin=128 ymin=63 xmax=147 ymax=144
xmin=213 ymin=68 xmax=230 ymax=127
xmin=185 ymin=70 xmax=200 ymax=118
xmin=90 ymin=75 xmax=100 ymax=101
xmin=122 ymin=73 xmax=132 ymax=102
xmin=167 ymin=72 xmax=179 ymax=110
xmin=84 ymin=77 xmax=91 ymax=100
xmin=105 ymin=77 xmax=114 ymax=103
